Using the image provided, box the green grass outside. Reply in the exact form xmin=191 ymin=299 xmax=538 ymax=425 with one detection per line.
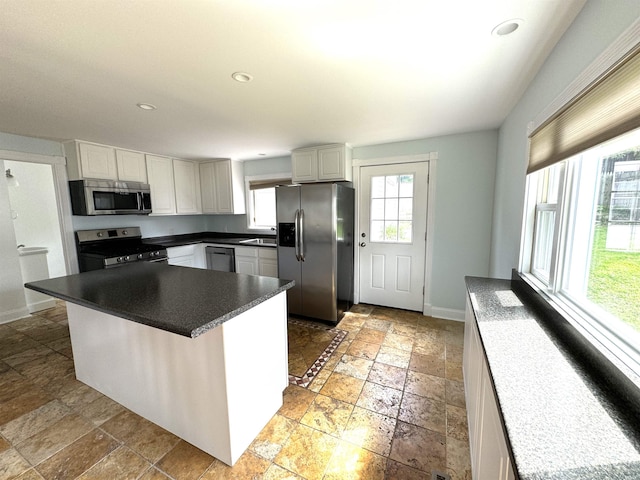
xmin=587 ymin=225 xmax=640 ymax=332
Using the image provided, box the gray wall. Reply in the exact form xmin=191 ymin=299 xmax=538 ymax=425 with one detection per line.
xmin=490 ymin=0 xmax=640 ymax=277
xmin=354 ymin=130 xmax=498 ymax=313
xmin=0 ymin=131 xmax=64 ymax=157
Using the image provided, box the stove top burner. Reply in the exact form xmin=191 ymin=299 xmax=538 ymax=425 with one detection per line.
xmin=76 ymin=227 xmax=168 ymax=271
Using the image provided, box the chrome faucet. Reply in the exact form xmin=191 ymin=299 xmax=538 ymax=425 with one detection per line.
xmin=17 ymin=244 xmax=25 ymax=248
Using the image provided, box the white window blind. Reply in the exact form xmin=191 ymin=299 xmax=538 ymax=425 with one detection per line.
xmin=528 ymin=45 xmax=640 ymax=174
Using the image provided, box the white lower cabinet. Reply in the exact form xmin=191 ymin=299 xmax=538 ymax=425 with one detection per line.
xmin=258 ymin=248 xmax=278 ymax=277
xmin=235 ymin=247 xmax=259 ymax=275
xmin=464 ymin=297 xmax=515 ymax=480
xmin=235 ymin=246 xmax=277 ymax=277
xmin=167 ymin=245 xmax=196 ymax=267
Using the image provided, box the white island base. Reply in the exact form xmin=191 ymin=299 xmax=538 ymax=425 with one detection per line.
xmin=66 ymin=292 xmax=289 ymax=466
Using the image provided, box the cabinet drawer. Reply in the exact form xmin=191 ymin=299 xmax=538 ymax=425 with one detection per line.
xmin=258 ymin=248 xmax=277 ymax=259
xmin=234 ymin=246 xmax=258 ymax=257
xmin=167 ymin=245 xmax=196 ymax=258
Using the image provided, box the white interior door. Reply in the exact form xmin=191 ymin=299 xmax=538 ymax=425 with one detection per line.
xmin=358 ymin=162 xmax=428 ymax=311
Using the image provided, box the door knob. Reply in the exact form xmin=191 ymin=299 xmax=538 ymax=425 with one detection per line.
xmin=360 ymin=242 xmax=366 ymax=247
xmin=361 ymin=232 xmax=366 ymax=238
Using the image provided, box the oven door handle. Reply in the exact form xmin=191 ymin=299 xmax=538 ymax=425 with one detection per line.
xmin=148 ymin=257 xmax=168 ymax=264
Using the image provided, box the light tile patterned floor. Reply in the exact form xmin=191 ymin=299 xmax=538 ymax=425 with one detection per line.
xmin=0 ymin=301 xmax=471 ymax=479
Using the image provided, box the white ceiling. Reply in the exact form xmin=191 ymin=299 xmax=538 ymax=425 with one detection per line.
xmin=0 ymin=0 xmax=585 ymax=161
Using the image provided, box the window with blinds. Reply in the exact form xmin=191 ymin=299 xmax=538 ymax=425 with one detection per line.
xmin=246 ymin=177 xmax=291 ymax=229
xmin=521 ymin=39 xmax=640 ymax=380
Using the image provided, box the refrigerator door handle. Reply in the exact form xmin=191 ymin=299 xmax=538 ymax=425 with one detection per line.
xmin=294 ymin=209 xmax=301 ymax=261
xmin=299 ymin=209 xmax=305 ymax=261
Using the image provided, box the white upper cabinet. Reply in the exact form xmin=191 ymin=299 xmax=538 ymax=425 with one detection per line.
xmin=116 ymin=149 xmax=147 ymax=183
xmin=291 ymin=149 xmax=317 ymax=183
xmin=199 ymin=162 xmax=218 ymax=214
xmin=173 ymin=159 xmax=202 ymax=214
xmin=65 ymin=141 xmax=118 ymax=180
xmin=146 ymin=155 xmax=176 ymax=215
xmin=199 ymin=159 xmax=245 ymax=215
xmin=65 ymin=140 xmax=147 ymax=183
xmin=291 ymin=144 xmax=352 ymax=183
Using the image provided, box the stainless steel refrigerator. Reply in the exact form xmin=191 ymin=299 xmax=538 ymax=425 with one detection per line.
xmin=276 ymin=183 xmax=354 ymax=324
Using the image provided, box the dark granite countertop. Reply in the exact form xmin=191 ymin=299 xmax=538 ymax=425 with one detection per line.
xmin=142 ymin=231 xmax=277 ymax=248
xmin=466 ymin=275 xmax=640 ymax=479
xmin=26 ymin=262 xmax=294 ymax=338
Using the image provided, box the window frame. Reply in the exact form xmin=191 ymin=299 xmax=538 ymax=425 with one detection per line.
xmin=244 ymin=173 xmax=291 ymax=231
xmin=520 ymin=136 xmax=640 ymax=383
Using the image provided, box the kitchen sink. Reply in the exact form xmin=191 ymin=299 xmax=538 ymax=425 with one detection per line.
xmin=239 ymin=238 xmax=276 ymax=245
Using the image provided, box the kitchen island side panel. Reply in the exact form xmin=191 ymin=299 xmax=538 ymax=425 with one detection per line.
xmin=66 ymin=292 xmax=288 ymax=466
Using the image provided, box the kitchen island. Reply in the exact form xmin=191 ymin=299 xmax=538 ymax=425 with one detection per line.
xmin=25 ymin=262 xmax=294 ymax=466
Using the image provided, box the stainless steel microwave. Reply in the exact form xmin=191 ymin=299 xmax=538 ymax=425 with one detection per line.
xmin=69 ymin=179 xmax=152 ymax=215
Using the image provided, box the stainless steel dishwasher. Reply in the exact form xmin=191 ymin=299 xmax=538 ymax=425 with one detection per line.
xmin=205 ymin=246 xmax=236 ymax=272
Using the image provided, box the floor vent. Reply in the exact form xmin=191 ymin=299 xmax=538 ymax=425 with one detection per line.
xmin=432 ymin=471 xmax=451 ymax=480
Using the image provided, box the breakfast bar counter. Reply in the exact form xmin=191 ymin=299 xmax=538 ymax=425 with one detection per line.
xmin=26 ymin=263 xmax=295 ymax=466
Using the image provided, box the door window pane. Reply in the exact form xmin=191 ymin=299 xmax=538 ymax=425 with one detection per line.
xmin=370 ymin=174 xmax=414 ymax=243
xmin=371 ymin=220 xmax=385 ymax=242
xmin=371 ymin=199 xmax=385 ymax=219
xmin=384 ymin=221 xmax=398 ymax=241
xmin=385 ymin=199 xmax=398 ymax=220
xmin=371 ymin=176 xmax=385 ymax=198
xmin=399 ymin=198 xmax=412 ymax=220
xmin=386 ymin=176 xmax=399 ymax=197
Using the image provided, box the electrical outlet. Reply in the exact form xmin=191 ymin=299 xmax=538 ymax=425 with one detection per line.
xmin=432 ymin=471 xmax=451 ymax=480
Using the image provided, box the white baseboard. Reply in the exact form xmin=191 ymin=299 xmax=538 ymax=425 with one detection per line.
xmin=28 ymin=298 xmax=56 ymax=313
xmin=0 ymin=306 xmax=30 ymax=324
xmin=423 ymin=304 xmax=465 ymax=322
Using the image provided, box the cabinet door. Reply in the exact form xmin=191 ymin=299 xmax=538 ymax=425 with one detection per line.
xmin=174 ymin=159 xmax=202 ymax=214
xmin=146 ymin=155 xmax=176 ymax=215
xmin=168 ymin=256 xmax=196 ymax=267
xmin=235 ymin=247 xmax=259 ymax=275
xmin=477 ymin=365 xmax=515 ymax=480
xmin=214 ymin=160 xmax=234 ymax=213
xmin=236 ymin=257 xmax=258 ymax=275
xmin=199 ymin=162 xmax=218 ymax=214
xmin=79 ymin=143 xmax=117 ymax=179
xmin=116 ymin=150 xmax=147 ymax=182
xmin=292 ymin=149 xmax=318 ymax=183
xmin=317 ymin=146 xmax=344 ymax=181
xmin=259 ymin=258 xmax=278 ymax=277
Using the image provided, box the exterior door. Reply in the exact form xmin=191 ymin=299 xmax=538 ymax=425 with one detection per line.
xmin=358 ymin=162 xmax=428 ymax=311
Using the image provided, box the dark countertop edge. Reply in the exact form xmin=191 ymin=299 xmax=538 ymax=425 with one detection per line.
xmin=465 ymin=273 xmax=640 ymax=479
xmin=142 ymin=231 xmax=277 ymax=248
xmin=26 ymin=278 xmax=294 ymax=339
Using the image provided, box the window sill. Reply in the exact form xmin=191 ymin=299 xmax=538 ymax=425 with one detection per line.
xmin=513 ymin=269 xmax=640 ymax=399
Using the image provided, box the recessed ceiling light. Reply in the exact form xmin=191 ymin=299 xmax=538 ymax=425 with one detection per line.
xmin=137 ymin=103 xmax=157 ymax=111
xmin=492 ymin=19 xmax=523 ymax=37
xmin=231 ymin=72 xmax=253 ymax=83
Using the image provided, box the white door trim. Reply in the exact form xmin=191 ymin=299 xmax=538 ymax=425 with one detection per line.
xmin=0 ymin=148 xmax=78 ymax=275
xmin=352 ymin=153 xmax=437 ymax=315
